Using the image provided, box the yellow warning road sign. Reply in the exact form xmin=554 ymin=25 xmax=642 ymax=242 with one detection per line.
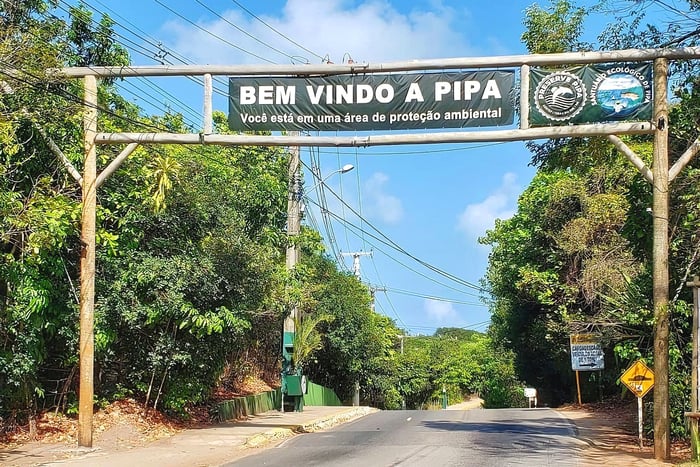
xmin=621 ymin=360 xmax=655 ymax=398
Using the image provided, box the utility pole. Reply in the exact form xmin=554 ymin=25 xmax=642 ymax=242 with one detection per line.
xmin=341 ymin=250 xmax=372 ymax=406
xmin=282 ymin=134 xmax=302 ymax=412
xmin=398 ymin=334 xmax=406 ymax=410
xmin=369 ymin=285 xmax=386 ymax=312
xmin=342 ymin=250 xmax=372 ymax=280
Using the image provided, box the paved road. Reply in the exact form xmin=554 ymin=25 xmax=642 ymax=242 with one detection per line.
xmin=226 ymin=407 xmax=588 ymax=466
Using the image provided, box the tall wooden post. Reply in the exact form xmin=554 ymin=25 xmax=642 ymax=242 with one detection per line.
xmin=78 ymin=74 xmax=97 ymax=447
xmin=652 ymin=57 xmax=670 ymax=460
xmin=689 ymin=277 xmax=700 ymax=460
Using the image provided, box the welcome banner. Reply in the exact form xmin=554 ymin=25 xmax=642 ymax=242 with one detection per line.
xmin=529 ymin=63 xmax=652 ymax=126
xmin=228 ymin=71 xmax=515 ymax=131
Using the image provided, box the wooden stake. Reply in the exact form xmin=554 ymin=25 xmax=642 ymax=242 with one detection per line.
xmin=576 ymin=370 xmax=582 ymax=405
xmin=688 ymin=276 xmax=700 ymax=461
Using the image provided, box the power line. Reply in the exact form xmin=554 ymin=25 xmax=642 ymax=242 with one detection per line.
xmin=229 ymin=0 xmax=324 ymax=62
xmin=50 ymin=2 xmax=207 ymax=127
xmin=193 ymin=0 xmax=300 ymax=63
xmin=301 ymin=164 xmax=487 ymax=293
xmin=384 ymin=287 xmax=487 ymax=306
xmin=315 ymin=141 xmax=509 ymax=157
xmin=151 ymin=0 xmax=275 ymax=64
xmin=302 ymin=195 xmax=485 ymax=299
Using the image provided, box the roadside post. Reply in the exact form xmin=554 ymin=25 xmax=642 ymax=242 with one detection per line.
xmin=569 ymin=334 xmax=605 ymax=405
xmin=685 ymin=276 xmax=700 ymax=461
xmin=621 ymin=360 xmax=655 ymax=449
xmin=524 ymin=387 xmax=537 ymax=408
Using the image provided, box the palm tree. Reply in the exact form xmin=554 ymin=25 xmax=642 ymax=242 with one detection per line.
xmin=291 ymin=313 xmax=332 ymax=372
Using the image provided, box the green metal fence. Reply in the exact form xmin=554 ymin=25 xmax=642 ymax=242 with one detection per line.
xmin=215 ymin=389 xmax=281 ymax=422
xmin=215 ymin=381 xmax=343 ymax=422
xmin=303 ymin=381 xmax=342 ymax=406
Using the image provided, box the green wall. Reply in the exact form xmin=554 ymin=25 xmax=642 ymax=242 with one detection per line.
xmin=303 ymin=381 xmax=342 ymax=406
xmin=215 ymin=381 xmax=342 ymax=422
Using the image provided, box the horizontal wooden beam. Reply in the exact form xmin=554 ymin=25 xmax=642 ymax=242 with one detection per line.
xmin=95 ymin=122 xmax=653 ymax=147
xmin=55 ymin=47 xmax=700 ymax=78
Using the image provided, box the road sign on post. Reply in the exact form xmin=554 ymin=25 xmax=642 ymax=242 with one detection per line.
xmin=569 ymin=334 xmax=605 ymax=371
xmin=570 ymin=334 xmax=604 ymax=405
xmin=621 ymin=360 xmax=655 ymax=448
xmin=621 ymin=360 xmax=655 ymax=398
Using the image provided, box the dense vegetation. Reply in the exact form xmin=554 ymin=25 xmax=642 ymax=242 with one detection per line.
xmin=0 ymin=0 xmax=521 ymax=433
xmin=483 ymin=0 xmax=700 ymax=438
xmin=4 ymin=0 xmax=700 ymax=446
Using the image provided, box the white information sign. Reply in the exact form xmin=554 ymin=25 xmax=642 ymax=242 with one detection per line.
xmin=570 ymin=334 xmax=604 ymax=371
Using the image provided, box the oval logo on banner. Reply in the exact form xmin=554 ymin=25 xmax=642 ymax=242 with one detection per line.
xmin=534 ymin=71 xmax=586 ymax=121
xmin=593 ymin=72 xmax=646 ymax=118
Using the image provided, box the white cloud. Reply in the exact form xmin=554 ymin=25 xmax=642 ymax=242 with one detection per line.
xmin=364 ymin=172 xmax=403 ymax=224
xmin=161 ymin=0 xmax=473 ymax=65
xmin=457 ymin=172 xmax=520 ymax=239
xmin=424 ymin=299 xmax=457 ymax=322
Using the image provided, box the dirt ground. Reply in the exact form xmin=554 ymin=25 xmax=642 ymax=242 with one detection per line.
xmin=0 ymin=399 xmax=188 ymax=456
xmin=557 ymin=401 xmax=691 ymax=466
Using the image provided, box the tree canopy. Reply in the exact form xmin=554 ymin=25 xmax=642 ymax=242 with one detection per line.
xmin=481 ymin=0 xmax=700 ymax=437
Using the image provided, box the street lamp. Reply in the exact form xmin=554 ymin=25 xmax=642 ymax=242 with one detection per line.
xmin=305 ymin=164 xmax=354 ymax=193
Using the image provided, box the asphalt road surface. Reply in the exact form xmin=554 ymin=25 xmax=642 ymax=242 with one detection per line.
xmin=225 ymin=407 xmax=588 ymax=466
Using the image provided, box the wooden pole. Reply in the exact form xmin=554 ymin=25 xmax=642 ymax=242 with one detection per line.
xmin=55 ymin=46 xmax=700 ymax=78
xmin=652 ymin=57 xmax=670 ymax=460
xmin=92 ymin=122 xmax=652 ymax=147
xmin=78 ymin=74 xmax=97 ymax=448
xmin=203 ymin=73 xmax=212 ymax=134
xmin=576 ymin=370 xmax=582 ymax=405
xmin=689 ymin=277 xmax=700 ymax=460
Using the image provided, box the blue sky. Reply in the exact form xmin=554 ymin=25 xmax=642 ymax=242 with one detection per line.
xmin=69 ymin=0 xmax=616 ymax=335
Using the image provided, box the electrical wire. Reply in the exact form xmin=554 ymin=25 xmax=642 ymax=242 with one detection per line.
xmin=305 ymin=146 xmax=347 ymax=270
xmin=301 ymin=160 xmax=487 ymax=294
xmin=315 ymin=141 xmax=509 ymax=157
xmin=151 ymin=0 xmax=275 ymax=64
xmin=375 ymin=291 xmax=409 ymax=330
xmin=302 ymin=195 xmax=485 ymax=299
xmin=193 ymin=0 xmax=301 ymax=63
xmin=384 ymin=287 xmax=487 ymax=307
xmin=49 ymin=1 xmax=210 ymax=126
xmin=59 ymin=0 xmax=238 ymax=103
xmin=300 ymin=154 xmax=485 ymax=330
xmin=228 ymin=0 xmax=324 ymax=62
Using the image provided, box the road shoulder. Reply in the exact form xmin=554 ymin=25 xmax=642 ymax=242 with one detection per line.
xmin=556 ymin=404 xmax=683 ymax=466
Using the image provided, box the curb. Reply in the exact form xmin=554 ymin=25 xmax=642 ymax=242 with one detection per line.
xmin=554 ymin=410 xmax=599 ymax=448
xmin=243 ymin=406 xmax=378 ymax=449
xmin=300 ymin=406 xmax=378 ymax=433
xmin=244 ymin=428 xmax=296 ymax=448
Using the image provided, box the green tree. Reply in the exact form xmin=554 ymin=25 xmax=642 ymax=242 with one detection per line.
xmin=483 ymin=1 xmax=700 ymax=439
xmin=296 ymin=247 xmax=400 ymax=406
xmin=0 ymin=0 xmax=129 ymax=429
xmin=521 ymin=0 xmax=591 ymax=54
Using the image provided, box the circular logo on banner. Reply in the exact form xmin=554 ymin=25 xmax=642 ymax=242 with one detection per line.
xmin=592 ymin=72 xmax=647 ymax=118
xmin=534 ymin=71 xmax=586 ymax=121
